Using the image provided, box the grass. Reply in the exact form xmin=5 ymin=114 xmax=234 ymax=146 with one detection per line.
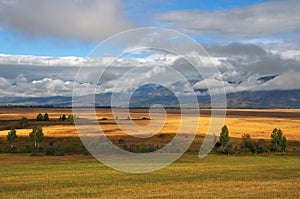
xmin=0 ymin=154 xmax=299 ymax=198
xmin=0 ymin=108 xmax=300 ymax=198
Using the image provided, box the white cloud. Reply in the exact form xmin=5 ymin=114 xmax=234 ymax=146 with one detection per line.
xmin=0 ymin=0 xmax=134 ymax=41
xmin=0 ymin=75 xmax=97 ymax=97
xmin=262 ymin=71 xmax=300 ymax=90
xmin=156 ymin=0 xmax=300 ymax=39
xmin=1 ymin=41 xmax=300 ymax=98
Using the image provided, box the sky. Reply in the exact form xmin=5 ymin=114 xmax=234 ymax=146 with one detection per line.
xmin=0 ymin=0 xmax=300 ymax=98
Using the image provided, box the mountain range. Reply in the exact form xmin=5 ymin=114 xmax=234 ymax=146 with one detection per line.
xmin=1 ymin=88 xmax=299 ymax=108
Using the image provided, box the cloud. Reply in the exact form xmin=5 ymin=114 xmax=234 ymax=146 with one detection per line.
xmin=262 ymin=70 xmax=300 ymax=90
xmin=0 ymin=0 xmax=134 ymax=41
xmin=0 ymin=75 xmax=97 ymax=97
xmin=156 ymin=0 xmax=300 ymax=39
xmin=1 ymin=41 xmax=300 ymax=98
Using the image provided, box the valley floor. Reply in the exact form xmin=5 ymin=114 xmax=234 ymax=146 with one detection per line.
xmin=0 ymin=154 xmax=299 ymax=198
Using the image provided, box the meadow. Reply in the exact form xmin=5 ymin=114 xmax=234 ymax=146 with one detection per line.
xmin=0 ymin=154 xmax=299 ymax=198
xmin=0 ymin=108 xmax=300 ymax=151
xmin=0 ymin=108 xmax=300 ymax=198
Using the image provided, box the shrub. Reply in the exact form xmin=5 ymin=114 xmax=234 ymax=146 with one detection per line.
xmin=30 ymin=149 xmax=44 ymax=156
xmin=224 ymin=142 xmax=238 ymax=154
xmin=46 ymin=142 xmax=64 ymax=156
xmin=214 ymin=142 xmax=222 ymax=148
xmin=124 ymin=143 xmax=158 ymax=153
xmin=241 ymin=134 xmax=255 ymax=152
xmin=254 ymin=139 xmax=268 ymax=153
xmin=118 ymin=139 xmax=126 ymax=144
xmin=20 ymin=117 xmax=28 ymax=128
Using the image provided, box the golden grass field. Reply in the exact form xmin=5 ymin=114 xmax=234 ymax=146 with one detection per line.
xmin=0 ymin=108 xmax=300 ymax=198
xmin=1 ymin=108 xmax=300 ymax=141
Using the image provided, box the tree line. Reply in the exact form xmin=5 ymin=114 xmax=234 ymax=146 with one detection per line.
xmin=215 ymin=125 xmax=288 ymax=154
xmin=7 ymin=126 xmax=44 ymax=150
xmin=4 ymin=122 xmax=290 ymax=156
xmin=19 ymin=113 xmax=76 ymax=129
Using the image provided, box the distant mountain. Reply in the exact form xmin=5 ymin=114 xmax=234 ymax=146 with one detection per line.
xmin=257 ymin=74 xmax=278 ymax=83
xmin=1 ymin=89 xmax=300 ymax=108
xmin=226 ymin=89 xmax=300 ymax=108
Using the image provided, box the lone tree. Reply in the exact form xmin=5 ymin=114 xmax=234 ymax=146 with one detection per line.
xmin=20 ymin=117 xmax=28 ymax=128
xmin=43 ymin=113 xmax=49 ymax=121
xmin=36 ymin=113 xmax=43 ymax=121
xmin=29 ymin=127 xmax=44 ymax=148
xmin=7 ymin=128 xmax=17 ymax=148
xmin=219 ymin=125 xmax=230 ymax=147
xmin=270 ymin=128 xmax=287 ymax=152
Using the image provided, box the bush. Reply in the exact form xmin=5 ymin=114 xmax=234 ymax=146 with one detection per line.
xmin=123 ymin=144 xmax=158 ymax=153
xmin=240 ymin=134 xmax=269 ymax=154
xmin=118 ymin=139 xmax=126 ymax=144
xmin=20 ymin=117 xmax=28 ymax=128
xmin=63 ymin=143 xmax=86 ymax=154
xmin=214 ymin=142 xmax=222 ymax=149
xmin=224 ymin=142 xmax=238 ymax=154
xmin=240 ymin=134 xmax=255 ymax=153
xmin=30 ymin=148 xmax=44 ymax=156
xmin=254 ymin=139 xmax=268 ymax=153
xmin=46 ymin=142 xmax=64 ymax=156
xmin=215 ymin=141 xmax=238 ymax=154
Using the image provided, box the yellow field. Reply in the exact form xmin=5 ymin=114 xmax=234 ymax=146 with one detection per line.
xmin=1 ymin=108 xmax=300 ymax=140
xmin=0 ymin=108 xmax=300 ymax=141
xmin=0 ymin=108 xmax=299 ymax=198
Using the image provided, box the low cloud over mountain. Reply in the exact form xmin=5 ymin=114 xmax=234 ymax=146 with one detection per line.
xmin=0 ymin=41 xmax=299 ymax=99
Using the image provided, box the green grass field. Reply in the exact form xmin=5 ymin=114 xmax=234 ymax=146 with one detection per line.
xmin=0 ymin=154 xmax=299 ymax=198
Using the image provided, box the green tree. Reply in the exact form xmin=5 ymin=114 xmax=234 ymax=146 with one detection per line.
xmin=36 ymin=113 xmax=43 ymax=121
xmin=7 ymin=128 xmax=17 ymax=148
xmin=67 ymin=115 xmax=74 ymax=122
xmin=29 ymin=127 xmax=44 ymax=148
xmin=61 ymin=114 xmax=66 ymax=121
xmin=219 ymin=125 xmax=230 ymax=147
xmin=270 ymin=128 xmax=287 ymax=152
xmin=43 ymin=113 xmax=49 ymax=121
xmin=20 ymin=117 xmax=28 ymax=128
